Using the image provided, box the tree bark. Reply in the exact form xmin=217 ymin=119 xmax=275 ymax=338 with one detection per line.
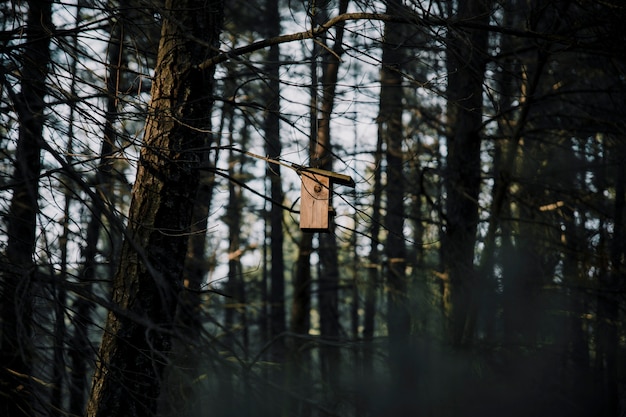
xmin=86 ymin=2 xmax=222 ymax=416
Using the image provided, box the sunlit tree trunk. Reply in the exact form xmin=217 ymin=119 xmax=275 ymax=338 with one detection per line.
xmin=86 ymin=1 xmax=222 ymax=416
xmin=0 ymin=2 xmax=52 ymax=416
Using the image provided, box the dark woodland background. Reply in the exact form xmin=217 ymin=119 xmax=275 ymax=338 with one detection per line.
xmin=1 ymin=1 xmax=626 ymax=416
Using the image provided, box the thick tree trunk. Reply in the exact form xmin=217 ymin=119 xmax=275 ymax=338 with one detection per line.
xmin=442 ymin=0 xmax=491 ymax=348
xmin=0 ymin=2 xmax=52 ymax=416
xmin=381 ymin=0 xmax=408 ymax=350
xmin=86 ymin=2 xmax=222 ymax=417
xmin=378 ymin=1 xmax=414 ymax=412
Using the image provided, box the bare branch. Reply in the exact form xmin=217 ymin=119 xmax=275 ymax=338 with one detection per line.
xmin=197 ymin=12 xmax=394 ymax=70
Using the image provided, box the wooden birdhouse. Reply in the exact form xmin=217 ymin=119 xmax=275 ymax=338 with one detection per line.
xmin=299 ymin=167 xmax=355 ymax=232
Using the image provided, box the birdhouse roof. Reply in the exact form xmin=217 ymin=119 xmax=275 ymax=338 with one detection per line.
xmin=295 ymin=165 xmax=355 ymax=188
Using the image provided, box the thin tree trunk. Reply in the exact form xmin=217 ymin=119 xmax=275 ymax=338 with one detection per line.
xmin=86 ymin=2 xmax=222 ymax=416
xmin=350 ymin=140 xmax=359 ymax=342
xmin=0 ymin=2 xmax=52 ymax=416
xmin=62 ymin=1 xmax=87 ymax=415
xmin=476 ymin=0 xmax=519 ymax=345
xmin=358 ymin=127 xmax=383 ymax=417
xmin=559 ymin=154 xmax=591 ymax=400
xmin=315 ymin=2 xmax=349 ymax=405
xmin=213 ymin=99 xmax=238 ymax=412
xmin=51 ymin=198 xmax=70 ymax=417
xmin=226 ymin=154 xmax=242 ymax=351
xmin=68 ymin=7 xmax=124 ymax=413
xmin=227 ymin=125 xmax=250 ymax=359
xmin=51 ymin=3 xmax=85 ymax=413
xmin=287 ymin=7 xmax=324 ymax=415
xmin=362 ymin=128 xmax=383 ymax=372
xmin=597 ymin=142 xmax=624 ymax=417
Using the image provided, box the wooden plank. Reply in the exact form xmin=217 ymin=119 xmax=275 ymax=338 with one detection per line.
xmin=300 ymin=172 xmax=331 ymax=232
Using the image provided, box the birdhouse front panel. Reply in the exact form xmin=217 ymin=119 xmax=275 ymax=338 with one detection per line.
xmin=300 ymin=172 xmax=331 ymax=232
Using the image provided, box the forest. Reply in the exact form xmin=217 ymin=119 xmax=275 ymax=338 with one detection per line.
xmin=1 ymin=0 xmax=626 ymax=416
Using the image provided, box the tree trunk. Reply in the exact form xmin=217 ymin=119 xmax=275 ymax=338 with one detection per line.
xmin=315 ymin=3 xmax=349 ymax=405
xmin=287 ymin=6 xmax=326 ymax=415
xmin=378 ymin=1 xmax=414 ymax=412
xmin=381 ymin=0 xmax=408 ymax=350
xmin=442 ymin=0 xmax=491 ymax=349
xmin=86 ymin=2 xmax=222 ymax=416
xmin=264 ymin=0 xmax=287 ymax=361
xmin=225 ymin=127 xmax=250 ymax=359
xmin=68 ymin=7 xmax=128 ymax=413
xmin=363 ymin=130 xmax=383 ymax=367
xmin=51 ymin=2 xmax=87 ymax=413
xmin=0 ymin=2 xmax=52 ymax=416
xmin=597 ymin=142 xmax=624 ymax=417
